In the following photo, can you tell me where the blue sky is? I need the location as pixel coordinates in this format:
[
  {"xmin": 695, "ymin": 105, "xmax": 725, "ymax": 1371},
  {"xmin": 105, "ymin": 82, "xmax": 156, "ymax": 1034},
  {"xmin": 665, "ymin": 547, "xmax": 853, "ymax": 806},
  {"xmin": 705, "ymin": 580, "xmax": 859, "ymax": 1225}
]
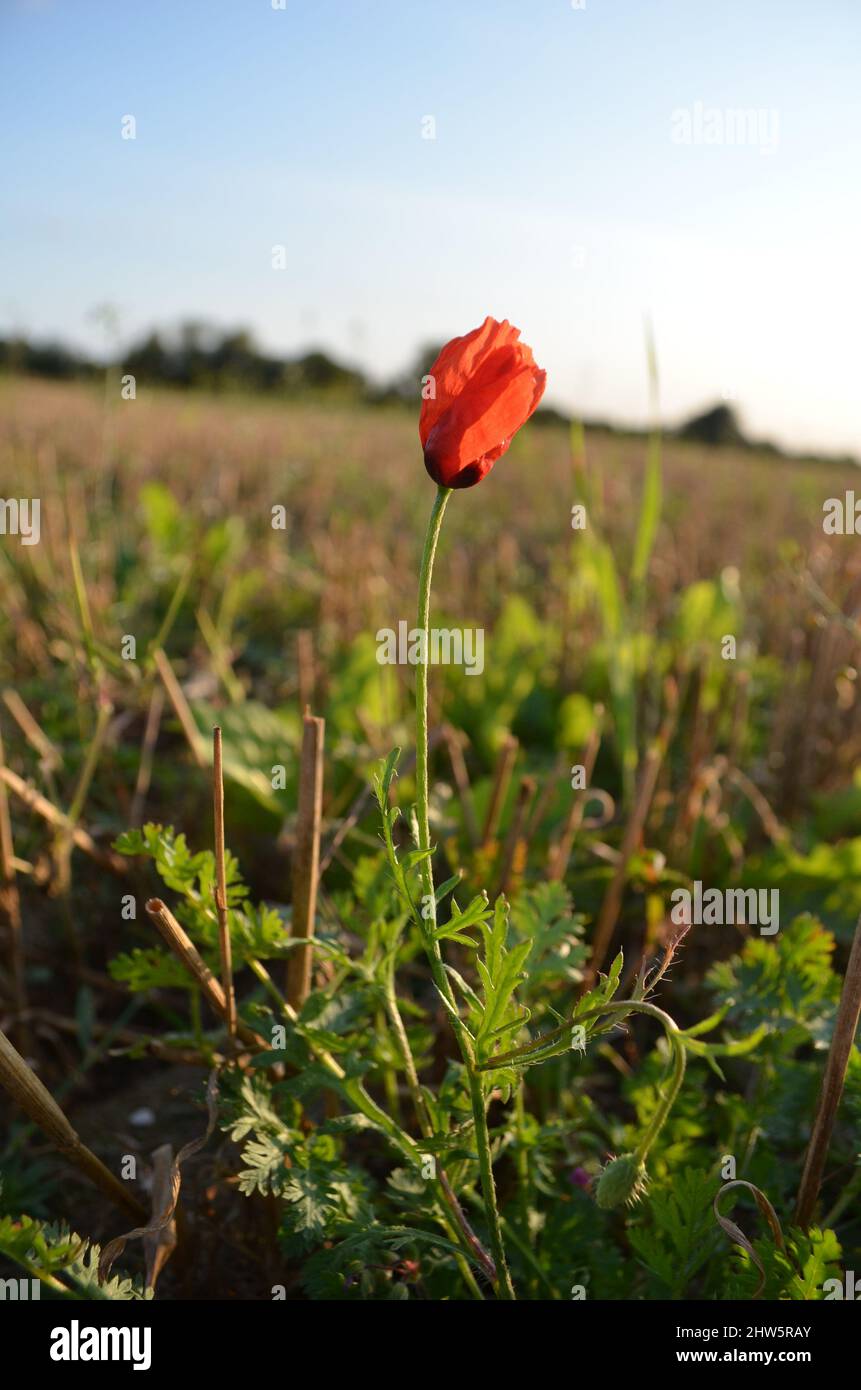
[{"xmin": 2, "ymin": 0, "xmax": 859, "ymax": 453}]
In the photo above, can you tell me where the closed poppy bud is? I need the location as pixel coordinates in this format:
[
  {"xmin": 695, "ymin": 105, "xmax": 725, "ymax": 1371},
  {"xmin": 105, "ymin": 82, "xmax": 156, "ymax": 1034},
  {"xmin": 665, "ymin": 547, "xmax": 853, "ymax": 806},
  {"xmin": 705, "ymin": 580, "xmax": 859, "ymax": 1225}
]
[
  {"xmin": 420, "ymin": 317, "xmax": 546, "ymax": 489},
  {"xmin": 594, "ymin": 1153, "xmax": 648, "ymax": 1210}
]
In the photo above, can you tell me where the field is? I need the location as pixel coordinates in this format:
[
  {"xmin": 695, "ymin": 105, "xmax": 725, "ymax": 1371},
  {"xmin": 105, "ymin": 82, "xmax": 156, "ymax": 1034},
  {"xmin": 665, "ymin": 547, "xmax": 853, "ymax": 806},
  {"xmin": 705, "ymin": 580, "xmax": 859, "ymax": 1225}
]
[{"xmin": 1, "ymin": 373, "xmax": 860, "ymax": 1302}]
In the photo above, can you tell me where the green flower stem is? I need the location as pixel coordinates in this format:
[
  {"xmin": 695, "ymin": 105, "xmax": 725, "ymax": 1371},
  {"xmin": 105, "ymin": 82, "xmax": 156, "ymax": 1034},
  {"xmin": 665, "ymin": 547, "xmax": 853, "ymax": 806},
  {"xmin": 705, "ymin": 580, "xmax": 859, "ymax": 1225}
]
[
  {"xmin": 414, "ymin": 485, "xmax": 516, "ymax": 1301},
  {"xmin": 478, "ymin": 997, "xmax": 661, "ymax": 1067},
  {"xmin": 414, "ymin": 484, "xmax": 452, "ymax": 948},
  {"xmin": 383, "ymin": 960, "xmax": 490, "ymax": 1297},
  {"xmin": 382, "ymin": 953, "xmax": 433, "ymax": 1133},
  {"xmin": 513, "ymin": 1079, "xmax": 531, "ymax": 1241},
  {"xmin": 479, "ymin": 997, "xmax": 686, "ymax": 1167},
  {"xmin": 248, "ymin": 955, "xmax": 486, "ymax": 1295},
  {"xmin": 622, "ymin": 1004, "xmax": 686, "ymax": 1166},
  {"xmin": 466, "ymin": 1068, "xmax": 517, "ymax": 1297}
]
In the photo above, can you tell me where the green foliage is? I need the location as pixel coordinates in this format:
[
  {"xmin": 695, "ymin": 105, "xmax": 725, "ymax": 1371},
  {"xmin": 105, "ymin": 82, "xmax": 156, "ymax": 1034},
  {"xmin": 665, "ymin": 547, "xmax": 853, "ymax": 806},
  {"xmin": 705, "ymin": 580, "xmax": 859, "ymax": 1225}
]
[
  {"xmin": 748, "ymin": 841, "xmax": 861, "ymax": 940},
  {"xmin": 628, "ymin": 1168, "xmax": 720, "ymax": 1295},
  {"xmin": 708, "ymin": 913, "xmax": 839, "ymax": 1036},
  {"xmin": 470, "ymin": 897, "xmax": 532, "ymax": 1055},
  {"xmin": 510, "ymin": 881, "xmax": 588, "ymax": 991},
  {"xmin": 109, "ymin": 946, "xmax": 194, "ymax": 994},
  {"xmin": 86, "ymin": 804, "xmax": 861, "ymax": 1301},
  {"xmin": 111, "ymin": 824, "xmax": 290, "ymax": 998},
  {"xmin": 115, "ymin": 823, "xmax": 247, "ymax": 907},
  {"xmin": 191, "ymin": 699, "xmax": 300, "ymax": 819},
  {"xmin": 7, "ymin": 377, "xmax": 861, "ymax": 1305},
  {"xmin": 0, "ymin": 1217, "xmax": 149, "ymax": 1300},
  {"xmin": 720, "ymin": 1222, "xmax": 843, "ymax": 1301}
]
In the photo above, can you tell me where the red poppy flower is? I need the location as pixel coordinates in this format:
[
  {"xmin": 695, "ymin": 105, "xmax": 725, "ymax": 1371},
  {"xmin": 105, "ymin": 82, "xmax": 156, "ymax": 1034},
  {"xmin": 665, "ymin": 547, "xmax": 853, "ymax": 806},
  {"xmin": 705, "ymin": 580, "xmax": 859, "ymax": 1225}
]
[{"xmin": 420, "ymin": 317, "xmax": 547, "ymax": 489}]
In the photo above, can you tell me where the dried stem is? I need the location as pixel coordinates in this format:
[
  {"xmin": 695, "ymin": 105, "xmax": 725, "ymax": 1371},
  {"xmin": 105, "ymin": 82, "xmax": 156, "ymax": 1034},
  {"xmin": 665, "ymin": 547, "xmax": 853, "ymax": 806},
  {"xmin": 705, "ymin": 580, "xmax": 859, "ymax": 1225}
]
[
  {"xmin": 581, "ymin": 709, "xmax": 671, "ymax": 992},
  {"xmin": 145, "ymin": 896, "xmax": 264, "ymax": 1049},
  {"xmin": 0, "ymin": 765, "xmax": 127, "ymax": 874},
  {"xmin": 153, "ymin": 647, "xmax": 206, "ymax": 767},
  {"xmin": 495, "ymin": 775, "xmax": 535, "ymax": 897},
  {"xmin": 548, "ymin": 711, "xmax": 604, "ymax": 882},
  {"xmin": 795, "ymin": 910, "xmax": 861, "ymax": 1229},
  {"xmin": 144, "ymin": 1143, "xmax": 178, "ymax": 1292},
  {"xmin": 287, "ymin": 710, "xmax": 325, "ymax": 1010},
  {"xmin": 212, "ymin": 727, "xmax": 236, "ymax": 1037},
  {"xmin": 0, "ymin": 727, "xmax": 29, "ymax": 1046},
  {"xmin": 297, "ymin": 629, "xmax": 315, "ymax": 712},
  {"xmin": 443, "ymin": 724, "xmax": 480, "ymax": 846},
  {"xmin": 1, "ymin": 689, "xmax": 63, "ymax": 773},
  {"xmin": 0, "ymin": 1025, "xmax": 146, "ymax": 1222},
  {"xmin": 482, "ymin": 734, "xmax": 519, "ymax": 849},
  {"xmin": 130, "ymin": 683, "xmax": 164, "ymax": 826}
]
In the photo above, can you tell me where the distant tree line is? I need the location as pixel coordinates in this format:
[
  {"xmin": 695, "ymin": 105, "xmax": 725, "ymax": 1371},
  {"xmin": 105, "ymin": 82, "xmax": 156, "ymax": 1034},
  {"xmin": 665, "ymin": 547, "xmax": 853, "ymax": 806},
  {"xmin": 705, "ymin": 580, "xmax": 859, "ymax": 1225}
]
[
  {"xmin": 0, "ymin": 322, "xmax": 576, "ymax": 423},
  {"xmin": 0, "ymin": 324, "xmax": 854, "ymax": 464},
  {"xmin": 0, "ymin": 323, "xmax": 371, "ymax": 400}
]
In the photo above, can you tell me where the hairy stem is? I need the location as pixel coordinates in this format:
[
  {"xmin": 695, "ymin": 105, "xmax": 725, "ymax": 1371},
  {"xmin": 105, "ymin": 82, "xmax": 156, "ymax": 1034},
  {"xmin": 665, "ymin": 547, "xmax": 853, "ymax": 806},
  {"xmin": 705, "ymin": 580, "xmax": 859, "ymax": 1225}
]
[
  {"xmin": 383, "ymin": 958, "xmax": 490, "ymax": 1295},
  {"xmin": 249, "ymin": 954, "xmax": 485, "ymax": 1293},
  {"xmin": 414, "ymin": 485, "xmax": 516, "ymax": 1300},
  {"xmin": 415, "ymin": 485, "xmax": 452, "ymax": 940},
  {"xmin": 478, "ymin": 998, "xmax": 686, "ymax": 1165}
]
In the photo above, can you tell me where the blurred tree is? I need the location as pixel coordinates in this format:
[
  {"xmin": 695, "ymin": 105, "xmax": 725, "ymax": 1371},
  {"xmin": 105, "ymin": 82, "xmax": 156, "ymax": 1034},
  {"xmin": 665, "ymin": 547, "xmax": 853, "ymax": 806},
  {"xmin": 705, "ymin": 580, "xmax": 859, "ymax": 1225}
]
[{"xmin": 678, "ymin": 402, "xmax": 746, "ymax": 448}]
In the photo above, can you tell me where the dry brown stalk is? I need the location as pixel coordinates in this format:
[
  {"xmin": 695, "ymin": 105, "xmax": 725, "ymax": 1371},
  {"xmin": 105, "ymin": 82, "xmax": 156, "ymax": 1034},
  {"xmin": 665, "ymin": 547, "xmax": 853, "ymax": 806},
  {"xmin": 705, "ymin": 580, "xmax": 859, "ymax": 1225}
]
[
  {"xmin": 55, "ymin": 692, "xmax": 113, "ymax": 893},
  {"xmin": 212, "ymin": 727, "xmax": 237, "ymax": 1037},
  {"xmin": 496, "ymin": 775, "xmax": 536, "ymax": 897},
  {"xmin": 143, "ymin": 1143, "xmax": 178, "ymax": 1292},
  {"xmin": 548, "ymin": 711, "xmax": 604, "ymax": 882},
  {"xmin": 287, "ymin": 710, "xmax": 325, "ymax": 1010},
  {"xmin": 145, "ymin": 897, "xmax": 265, "ymax": 1050},
  {"xmin": 0, "ymin": 765, "xmax": 128, "ymax": 874},
  {"xmin": 443, "ymin": 724, "xmax": 480, "ymax": 846},
  {"xmin": 1, "ymin": 688, "xmax": 63, "ymax": 772},
  {"xmin": 0, "ymin": 727, "xmax": 29, "ymax": 1045},
  {"xmin": 152, "ymin": 647, "xmax": 206, "ymax": 767},
  {"xmin": 130, "ymin": 683, "xmax": 165, "ymax": 826},
  {"xmin": 0, "ymin": 1025, "xmax": 147, "ymax": 1222},
  {"xmin": 795, "ymin": 911, "xmax": 861, "ymax": 1229},
  {"xmin": 581, "ymin": 710, "xmax": 672, "ymax": 992},
  {"xmin": 524, "ymin": 752, "xmax": 567, "ymax": 842},
  {"xmin": 727, "ymin": 767, "xmax": 788, "ymax": 846},
  {"xmin": 481, "ymin": 734, "xmax": 519, "ymax": 849},
  {"xmin": 297, "ymin": 629, "xmax": 315, "ymax": 712}
]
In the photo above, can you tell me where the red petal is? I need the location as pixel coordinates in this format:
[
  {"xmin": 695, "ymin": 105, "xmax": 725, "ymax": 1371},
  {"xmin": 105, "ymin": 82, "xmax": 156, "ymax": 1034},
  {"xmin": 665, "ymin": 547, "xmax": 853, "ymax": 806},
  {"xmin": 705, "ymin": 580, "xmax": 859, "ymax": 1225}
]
[
  {"xmin": 424, "ymin": 352, "xmax": 546, "ymax": 488},
  {"xmin": 419, "ymin": 317, "xmax": 522, "ymax": 447}
]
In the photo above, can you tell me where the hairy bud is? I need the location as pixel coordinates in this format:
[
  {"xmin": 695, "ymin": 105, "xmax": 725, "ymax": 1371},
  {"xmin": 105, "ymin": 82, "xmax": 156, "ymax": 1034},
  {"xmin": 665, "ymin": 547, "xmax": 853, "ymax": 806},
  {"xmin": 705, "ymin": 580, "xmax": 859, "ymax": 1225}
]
[{"xmin": 595, "ymin": 1153, "xmax": 648, "ymax": 1210}]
